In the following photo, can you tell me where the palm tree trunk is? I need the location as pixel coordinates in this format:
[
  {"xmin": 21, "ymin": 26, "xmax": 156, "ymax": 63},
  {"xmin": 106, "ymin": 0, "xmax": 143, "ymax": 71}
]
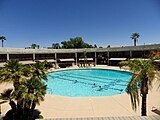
[
  {"xmin": 9, "ymin": 100, "xmax": 18, "ymax": 119},
  {"xmin": 29, "ymin": 101, "xmax": 36, "ymax": 120},
  {"xmin": 2, "ymin": 40, "xmax": 4, "ymax": 48},
  {"xmin": 134, "ymin": 39, "xmax": 136, "ymax": 46},
  {"xmin": 141, "ymin": 94, "xmax": 147, "ymax": 116},
  {"xmin": 31, "ymin": 101, "xmax": 36, "ymax": 114},
  {"xmin": 17, "ymin": 100, "xmax": 23, "ymax": 120},
  {"xmin": 141, "ymin": 76, "xmax": 148, "ymax": 116},
  {"xmin": 13, "ymin": 76, "xmax": 20, "ymax": 90},
  {"xmin": 9, "ymin": 100, "xmax": 17, "ymax": 111},
  {"xmin": 14, "ymin": 80, "xmax": 20, "ymax": 90}
]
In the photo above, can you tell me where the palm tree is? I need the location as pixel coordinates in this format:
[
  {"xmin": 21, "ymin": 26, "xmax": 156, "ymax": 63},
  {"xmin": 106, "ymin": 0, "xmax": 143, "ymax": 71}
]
[
  {"xmin": 120, "ymin": 58, "xmax": 160, "ymax": 116},
  {"xmin": 15, "ymin": 78, "xmax": 46, "ymax": 119},
  {"xmin": 0, "ymin": 60, "xmax": 24, "ymax": 90},
  {"xmin": 131, "ymin": 33, "xmax": 140, "ymax": 46},
  {"xmin": 31, "ymin": 43, "xmax": 38, "ymax": 49},
  {"xmin": 0, "ymin": 79, "xmax": 46, "ymax": 119},
  {"xmin": 0, "ymin": 88, "xmax": 19, "ymax": 119},
  {"xmin": 0, "ymin": 60, "xmax": 48, "ymax": 119},
  {"xmin": 30, "ymin": 61, "xmax": 48, "ymax": 81},
  {"xmin": 0, "ymin": 36, "xmax": 6, "ymax": 48}
]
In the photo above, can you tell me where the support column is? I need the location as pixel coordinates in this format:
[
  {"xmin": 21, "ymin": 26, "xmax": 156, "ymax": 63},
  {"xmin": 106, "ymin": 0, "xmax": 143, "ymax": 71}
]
[
  {"xmin": 55, "ymin": 53, "xmax": 58, "ymax": 68},
  {"xmin": 55, "ymin": 53, "xmax": 57, "ymax": 60},
  {"xmin": 33, "ymin": 53, "xmax": 35, "ymax": 61},
  {"xmin": 94, "ymin": 52, "xmax": 97, "ymax": 66},
  {"xmin": 7, "ymin": 53, "xmax": 9, "ymax": 61},
  {"xmin": 130, "ymin": 51, "xmax": 132, "ymax": 59},
  {"xmin": 107, "ymin": 52, "xmax": 109, "ymax": 65},
  {"xmin": 75, "ymin": 52, "xmax": 77, "ymax": 65}
]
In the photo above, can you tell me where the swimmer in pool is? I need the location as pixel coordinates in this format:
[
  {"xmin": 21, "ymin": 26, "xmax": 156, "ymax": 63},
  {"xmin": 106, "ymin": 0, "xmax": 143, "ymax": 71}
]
[
  {"xmin": 92, "ymin": 83, "xmax": 97, "ymax": 88},
  {"xmin": 73, "ymin": 80, "xmax": 78, "ymax": 83},
  {"xmin": 97, "ymin": 86, "xmax": 103, "ymax": 91}
]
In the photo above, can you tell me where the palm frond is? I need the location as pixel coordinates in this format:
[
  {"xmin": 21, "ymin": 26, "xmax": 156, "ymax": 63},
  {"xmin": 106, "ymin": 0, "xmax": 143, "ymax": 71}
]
[
  {"xmin": 149, "ymin": 51, "xmax": 160, "ymax": 60},
  {"xmin": 14, "ymin": 78, "xmax": 46, "ymax": 108},
  {"xmin": 131, "ymin": 33, "xmax": 140, "ymax": 39},
  {"xmin": 31, "ymin": 61, "xmax": 48, "ymax": 81},
  {"xmin": 128, "ymin": 59, "xmax": 142, "ymax": 73},
  {"xmin": 0, "ymin": 88, "xmax": 14, "ymax": 100},
  {"xmin": 119, "ymin": 61, "xmax": 129, "ymax": 69},
  {"xmin": 126, "ymin": 74, "xmax": 140, "ymax": 111},
  {"xmin": 122, "ymin": 57, "xmax": 160, "ymax": 114}
]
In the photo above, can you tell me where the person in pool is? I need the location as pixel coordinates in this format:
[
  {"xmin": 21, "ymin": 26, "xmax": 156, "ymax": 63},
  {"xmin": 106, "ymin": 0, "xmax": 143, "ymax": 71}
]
[
  {"xmin": 97, "ymin": 86, "xmax": 103, "ymax": 91},
  {"xmin": 73, "ymin": 80, "xmax": 78, "ymax": 83},
  {"xmin": 92, "ymin": 83, "xmax": 97, "ymax": 87}
]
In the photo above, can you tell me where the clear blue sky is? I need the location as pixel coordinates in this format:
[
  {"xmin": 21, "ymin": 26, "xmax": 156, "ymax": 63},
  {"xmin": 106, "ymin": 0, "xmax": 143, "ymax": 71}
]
[{"xmin": 0, "ymin": 0, "xmax": 160, "ymax": 48}]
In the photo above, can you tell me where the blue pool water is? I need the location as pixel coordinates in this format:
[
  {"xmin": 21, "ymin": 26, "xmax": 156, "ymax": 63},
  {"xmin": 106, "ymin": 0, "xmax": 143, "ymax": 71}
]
[{"xmin": 47, "ymin": 69, "xmax": 132, "ymax": 97}]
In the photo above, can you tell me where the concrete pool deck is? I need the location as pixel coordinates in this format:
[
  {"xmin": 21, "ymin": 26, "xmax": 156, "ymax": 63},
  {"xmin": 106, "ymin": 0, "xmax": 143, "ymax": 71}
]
[{"xmin": 0, "ymin": 65, "xmax": 160, "ymax": 118}]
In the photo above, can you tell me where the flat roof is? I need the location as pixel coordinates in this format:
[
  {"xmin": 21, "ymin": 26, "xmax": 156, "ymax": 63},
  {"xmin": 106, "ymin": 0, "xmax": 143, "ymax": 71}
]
[{"xmin": 0, "ymin": 44, "xmax": 160, "ymax": 54}]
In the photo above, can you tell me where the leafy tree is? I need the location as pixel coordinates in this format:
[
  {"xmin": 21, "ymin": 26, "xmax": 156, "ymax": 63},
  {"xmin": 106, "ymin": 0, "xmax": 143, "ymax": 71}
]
[
  {"xmin": 52, "ymin": 43, "xmax": 61, "ymax": 49},
  {"xmin": 94, "ymin": 44, "xmax": 97, "ymax": 48},
  {"xmin": 119, "ymin": 57, "xmax": 160, "ymax": 116},
  {"xmin": 61, "ymin": 37, "xmax": 94, "ymax": 48},
  {"xmin": 107, "ymin": 45, "xmax": 110, "ymax": 48},
  {"xmin": 0, "ymin": 36, "xmax": 6, "ymax": 48},
  {"xmin": 31, "ymin": 44, "xmax": 39, "ymax": 49},
  {"xmin": 61, "ymin": 41, "xmax": 68, "ymax": 49},
  {"xmin": 131, "ymin": 33, "xmax": 140, "ymax": 46}
]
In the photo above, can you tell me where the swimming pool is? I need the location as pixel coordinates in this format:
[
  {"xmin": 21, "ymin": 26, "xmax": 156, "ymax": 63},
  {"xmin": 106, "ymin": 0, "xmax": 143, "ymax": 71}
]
[{"xmin": 47, "ymin": 69, "xmax": 132, "ymax": 97}]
